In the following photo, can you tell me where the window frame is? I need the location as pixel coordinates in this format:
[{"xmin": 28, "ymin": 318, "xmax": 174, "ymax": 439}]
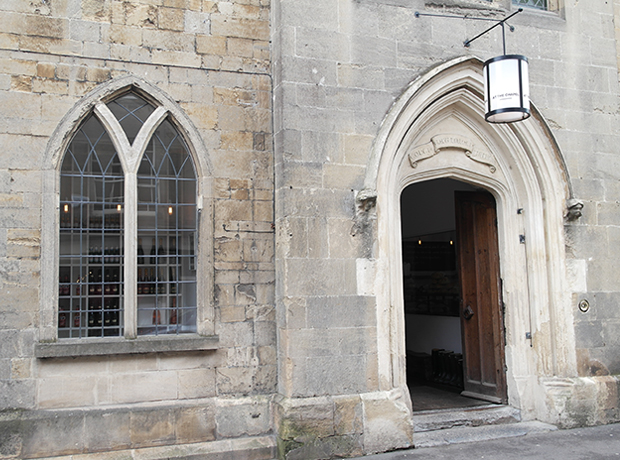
[{"xmin": 39, "ymin": 78, "xmax": 215, "ymax": 354}]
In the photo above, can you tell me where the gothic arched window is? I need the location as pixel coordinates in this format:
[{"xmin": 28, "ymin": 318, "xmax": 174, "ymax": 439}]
[{"xmin": 58, "ymin": 91, "xmax": 198, "ymax": 339}]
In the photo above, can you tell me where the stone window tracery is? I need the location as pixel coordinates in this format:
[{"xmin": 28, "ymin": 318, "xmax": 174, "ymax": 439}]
[{"xmin": 57, "ymin": 91, "xmax": 198, "ymax": 339}]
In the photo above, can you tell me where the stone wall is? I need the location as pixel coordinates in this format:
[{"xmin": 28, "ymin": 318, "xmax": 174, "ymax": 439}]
[
  {"xmin": 0, "ymin": 0, "xmax": 275, "ymax": 458},
  {"xmin": 272, "ymin": 0, "xmax": 620, "ymax": 457}
]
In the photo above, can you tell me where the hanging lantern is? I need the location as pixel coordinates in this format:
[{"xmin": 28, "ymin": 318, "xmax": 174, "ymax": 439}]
[{"xmin": 483, "ymin": 54, "xmax": 530, "ymax": 123}]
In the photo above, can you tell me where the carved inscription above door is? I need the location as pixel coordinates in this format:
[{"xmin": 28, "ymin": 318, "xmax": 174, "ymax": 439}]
[{"xmin": 407, "ymin": 134, "xmax": 497, "ymax": 173}]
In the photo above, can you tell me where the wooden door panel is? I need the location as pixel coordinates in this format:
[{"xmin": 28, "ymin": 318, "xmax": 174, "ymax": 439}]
[{"xmin": 455, "ymin": 191, "xmax": 507, "ymax": 404}]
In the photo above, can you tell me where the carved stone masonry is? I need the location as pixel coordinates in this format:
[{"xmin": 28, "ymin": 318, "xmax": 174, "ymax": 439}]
[{"xmin": 408, "ymin": 134, "xmax": 497, "ymax": 173}]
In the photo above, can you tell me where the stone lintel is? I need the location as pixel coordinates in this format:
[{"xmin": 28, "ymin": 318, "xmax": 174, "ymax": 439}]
[{"xmin": 34, "ymin": 334, "xmax": 219, "ymax": 358}]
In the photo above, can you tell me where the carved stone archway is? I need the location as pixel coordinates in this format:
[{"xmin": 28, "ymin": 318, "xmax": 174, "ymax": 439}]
[{"xmin": 360, "ymin": 56, "xmax": 578, "ymax": 423}]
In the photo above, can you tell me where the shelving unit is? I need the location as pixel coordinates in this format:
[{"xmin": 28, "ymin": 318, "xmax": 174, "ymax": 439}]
[
  {"xmin": 136, "ymin": 234, "xmax": 189, "ymax": 336},
  {"xmin": 58, "ymin": 208, "xmax": 124, "ymax": 338}
]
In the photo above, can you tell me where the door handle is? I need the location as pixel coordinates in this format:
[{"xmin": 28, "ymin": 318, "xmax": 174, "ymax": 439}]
[{"xmin": 463, "ymin": 305, "xmax": 474, "ymax": 320}]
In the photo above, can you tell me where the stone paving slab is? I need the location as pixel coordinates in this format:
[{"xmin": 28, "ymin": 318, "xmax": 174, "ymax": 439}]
[{"xmin": 352, "ymin": 423, "xmax": 620, "ymax": 459}]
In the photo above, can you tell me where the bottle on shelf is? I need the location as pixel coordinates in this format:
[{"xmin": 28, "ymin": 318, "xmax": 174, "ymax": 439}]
[
  {"xmin": 138, "ymin": 238, "xmax": 144, "ymax": 264},
  {"xmin": 169, "ymin": 267, "xmax": 177, "ymax": 294},
  {"xmin": 152, "ymin": 308, "xmax": 161, "ymax": 325},
  {"xmin": 169, "ymin": 297, "xmax": 177, "ymax": 325},
  {"xmin": 137, "ymin": 268, "xmax": 143, "ymax": 295},
  {"xmin": 170, "ymin": 237, "xmax": 176, "ymax": 262},
  {"xmin": 158, "ymin": 237, "xmax": 165, "ymax": 264},
  {"xmin": 59, "ymin": 309, "xmax": 67, "ymax": 328},
  {"xmin": 150, "ymin": 238, "xmax": 156, "ymax": 264}
]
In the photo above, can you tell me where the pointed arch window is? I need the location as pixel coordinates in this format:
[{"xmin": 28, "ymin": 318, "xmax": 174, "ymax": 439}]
[{"xmin": 58, "ymin": 91, "xmax": 198, "ymax": 339}]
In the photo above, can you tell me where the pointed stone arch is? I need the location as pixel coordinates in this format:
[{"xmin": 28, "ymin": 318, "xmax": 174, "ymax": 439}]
[{"xmin": 360, "ymin": 56, "xmax": 578, "ymax": 421}]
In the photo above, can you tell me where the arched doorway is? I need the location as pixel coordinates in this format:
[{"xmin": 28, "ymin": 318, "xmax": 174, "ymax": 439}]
[
  {"xmin": 402, "ymin": 179, "xmax": 507, "ymax": 410},
  {"xmin": 359, "ymin": 56, "xmax": 577, "ymax": 424}
]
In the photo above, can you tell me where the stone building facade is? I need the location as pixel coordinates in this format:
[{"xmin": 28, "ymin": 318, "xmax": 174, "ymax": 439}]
[{"xmin": 2, "ymin": 0, "xmax": 620, "ymax": 459}]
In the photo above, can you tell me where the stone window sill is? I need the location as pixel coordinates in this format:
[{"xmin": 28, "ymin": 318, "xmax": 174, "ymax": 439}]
[{"xmin": 35, "ymin": 335, "xmax": 219, "ymax": 358}]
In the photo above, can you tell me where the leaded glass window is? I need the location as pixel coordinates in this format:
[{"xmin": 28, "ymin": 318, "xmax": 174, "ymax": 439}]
[
  {"xmin": 136, "ymin": 119, "xmax": 197, "ymax": 335},
  {"xmin": 59, "ymin": 115, "xmax": 124, "ymax": 338},
  {"xmin": 58, "ymin": 91, "xmax": 198, "ymax": 338},
  {"xmin": 512, "ymin": 0, "xmax": 547, "ymax": 10}
]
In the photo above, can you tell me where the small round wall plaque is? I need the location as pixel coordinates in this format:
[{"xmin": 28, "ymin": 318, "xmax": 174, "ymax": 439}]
[{"xmin": 578, "ymin": 299, "xmax": 590, "ymax": 313}]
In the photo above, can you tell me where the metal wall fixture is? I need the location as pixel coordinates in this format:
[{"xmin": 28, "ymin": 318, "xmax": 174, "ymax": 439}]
[{"xmin": 415, "ymin": 8, "xmax": 530, "ymax": 124}]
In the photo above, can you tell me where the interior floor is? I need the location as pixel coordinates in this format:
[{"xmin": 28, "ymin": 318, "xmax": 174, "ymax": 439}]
[{"xmin": 409, "ymin": 382, "xmax": 493, "ymax": 412}]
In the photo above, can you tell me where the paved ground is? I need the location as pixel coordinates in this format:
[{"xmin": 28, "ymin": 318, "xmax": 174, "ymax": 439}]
[{"xmin": 354, "ymin": 423, "xmax": 620, "ymax": 459}]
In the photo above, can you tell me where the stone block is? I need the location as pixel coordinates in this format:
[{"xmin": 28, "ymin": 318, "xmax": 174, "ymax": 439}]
[
  {"xmin": 143, "ymin": 28, "xmax": 194, "ymax": 52},
  {"xmin": 254, "ymin": 200, "xmax": 273, "ymax": 222},
  {"xmin": 211, "ymin": 15, "xmax": 269, "ymax": 41},
  {"xmin": 215, "ymin": 396, "xmax": 271, "ymax": 438},
  {"xmin": 257, "ymin": 345, "xmax": 276, "ymax": 365},
  {"xmin": 152, "ymin": 49, "xmax": 201, "ymax": 67},
  {"xmin": 181, "ymin": 102, "xmax": 218, "ymax": 130},
  {"xmin": 216, "ymin": 199, "xmax": 253, "ymax": 223},
  {"xmin": 175, "ymin": 404, "xmax": 217, "ymax": 444},
  {"xmin": 158, "ymin": 7, "xmax": 184, "ymax": 31},
  {"xmin": 221, "ymin": 130, "xmax": 254, "ymax": 150},
  {"xmin": 334, "ymin": 394, "xmax": 363, "ymax": 435},
  {"xmin": 83, "ymin": 0, "xmax": 113, "ymax": 22},
  {"xmin": 243, "ymin": 239, "xmax": 274, "ymax": 263},
  {"xmin": 24, "ymin": 15, "xmax": 66, "ymax": 39},
  {"xmin": 215, "ymin": 105, "xmax": 245, "ymax": 132},
  {"xmin": 254, "ymin": 320, "xmax": 276, "ymax": 347},
  {"xmin": 215, "ymin": 237, "xmax": 243, "ymax": 262},
  {"xmin": 361, "ymin": 390, "xmax": 413, "ymax": 454},
  {"xmin": 575, "ymin": 320, "xmax": 604, "ymax": 350},
  {"xmin": 281, "ymin": 56, "xmax": 338, "ymax": 87},
  {"xmin": 20, "ymin": 409, "xmax": 85, "ymax": 458},
  {"xmin": 185, "ymin": 10, "xmax": 211, "ymax": 34},
  {"xmin": 0, "ymin": 379, "xmax": 35, "ymax": 410},
  {"xmin": 130, "ymin": 407, "xmax": 175, "ymax": 448},
  {"xmin": 306, "ymin": 296, "xmax": 375, "ymax": 329},
  {"xmin": 277, "ymin": 395, "xmax": 335, "ymax": 440},
  {"xmin": 284, "ymin": 259, "xmax": 353, "ymax": 296},
  {"xmin": 108, "ymin": 371, "xmax": 178, "ymax": 405},
  {"xmin": 83, "ymin": 409, "xmax": 131, "ymax": 452},
  {"xmin": 216, "ymin": 366, "xmax": 255, "ymax": 395},
  {"xmin": 6, "ymin": 229, "xmax": 40, "ymax": 258},
  {"xmin": 69, "ymin": 19, "xmax": 102, "ymax": 42},
  {"xmin": 218, "ymin": 321, "xmax": 254, "ymax": 348},
  {"xmin": 235, "ymin": 283, "xmax": 257, "ymax": 305},
  {"xmin": 38, "ymin": 375, "xmax": 99, "ymax": 408},
  {"xmin": 10, "ymin": 74, "xmax": 32, "ymax": 92},
  {"xmin": 337, "ymin": 63, "xmax": 384, "ymax": 90},
  {"xmin": 305, "ymin": 355, "xmax": 368, "ymax": 396},
  {"xmin": 178, "ymin": 368, "xmax": 217, "ymax": 399},
  {"xmin": 286, "ymin": 327, "xmax": 371, "ymax": 359},
  {"xmin": 221, "ymin": 305, "xmax": 246, "ymax": 322}
]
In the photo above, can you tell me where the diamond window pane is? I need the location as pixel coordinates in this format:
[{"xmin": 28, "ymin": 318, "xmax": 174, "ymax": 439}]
[
  {"xmin": 59, "ymin": 115, "xmax": 124, "ymax": 339},
  {"xmin": 106, "ymin": 93, "xmax": 155, "ymax": 144},
  {"xmin": 137, "ymin": 116, "xmax": 197, "ymax": 336}
]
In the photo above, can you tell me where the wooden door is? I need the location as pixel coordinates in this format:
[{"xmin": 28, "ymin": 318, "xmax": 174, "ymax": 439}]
[{"xmin": 455, "ymin": 191, "xmax": 507, "ymax": 404}]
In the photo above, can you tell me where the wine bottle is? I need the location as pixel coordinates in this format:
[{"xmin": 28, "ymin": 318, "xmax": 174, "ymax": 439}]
[
  {"xmin": 158, "ymin": 237, "xmax": 165, "ymax": 264},
  {"xmin": 169, "ymin": 297, "xmax": 177, "ymax": 325},
  {"xmin": 169, "ymin": 267, "xmax": 176, "ymax": 294},
  {"xmin": 150, "ymin": 238, "xmax": 156, "ymax": 264},
  {"xmin": 138, "ymin": 238, "xmax": 144, "ymax": 264},
  {"xmin": 137, "ymin": 268, "xmax": 143, "ymax": 295}
]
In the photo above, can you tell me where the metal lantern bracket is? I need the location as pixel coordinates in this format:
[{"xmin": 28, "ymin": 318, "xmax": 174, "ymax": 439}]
[{"xmin": 414, "ymin": 8, "xmax": 524, "ymax": 54}]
